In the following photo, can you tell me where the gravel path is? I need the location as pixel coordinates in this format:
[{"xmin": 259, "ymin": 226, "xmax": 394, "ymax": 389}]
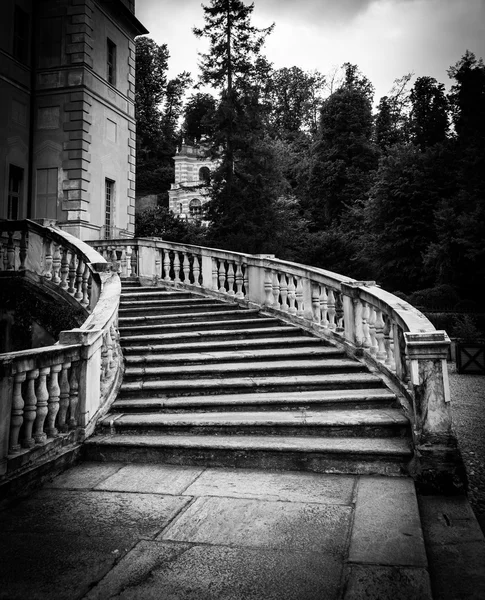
[{"xmin": 449, "ymin": 362, "xmax": 485, "ymax": 532}]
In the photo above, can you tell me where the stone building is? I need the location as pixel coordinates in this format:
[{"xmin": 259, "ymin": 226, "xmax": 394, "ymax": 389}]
[
  {"xmin": 168, "ymin": 141, "xmax": 215, "ymax": 221},
  {"xmin": 0, "ymin": 0, "xmax": 147, "ymax": 240}
]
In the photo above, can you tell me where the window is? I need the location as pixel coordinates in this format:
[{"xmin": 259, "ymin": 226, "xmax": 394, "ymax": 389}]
[
  {"xmin": 107, "ymin": 38, "xmax": 116, "ymax": 85},
  {"xmin": 105, "ymin": 179, "xmax": 115, "ymax": 238},
  {"xmin": 39, "ymin": 17, "xmax": 62, "ymax": 68},
  {"xmin": 199, "ymin": 167, "xmax": 210, "ymax": 184},
  {"xmin": 13, "ymin": 5, "xmax": 30, "ymax": 64},
  {"xmin": 8, "ymin": 165, "xmax": 24, "ymax": 219},
  {"xmin": 189, "ymin": 198, "xmax": 202, "ymax": 218},
  {"xmin": 179, "ymin": 203, "xmax": 183, "ymax": 214},
  {"xmin": 36, "ymin": 168, "xmax": 58, "ymax": 219}
]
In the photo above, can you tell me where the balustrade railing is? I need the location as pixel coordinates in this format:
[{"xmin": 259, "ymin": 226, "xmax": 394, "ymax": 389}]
[
  {"xmin": 0, "ymin": 221, "xmax": 122, "ymax": 480},
  {"xmin": 91, "ymin": 237, "xmax": 456, "ymax": 483}
]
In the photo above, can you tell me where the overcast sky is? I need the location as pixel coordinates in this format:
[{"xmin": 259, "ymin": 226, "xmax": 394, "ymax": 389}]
[{"xmin": 135, "ymin": 0, "xmax": 485, "ymax": 102}]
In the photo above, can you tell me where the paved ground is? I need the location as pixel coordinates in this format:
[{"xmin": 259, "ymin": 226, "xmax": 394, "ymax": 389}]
[{"xmin": 0, "ymin": 462, "xmax": 435, "ymax": 600}]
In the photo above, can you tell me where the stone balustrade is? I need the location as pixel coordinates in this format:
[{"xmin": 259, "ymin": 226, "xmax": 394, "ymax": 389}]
[
  {"xmin": 0, "ymin": 221, "xmax": 122, "ymax": 480},
  {"xmin": 91, "ymin": 237, "xmax": 460, "ymax": 486}
]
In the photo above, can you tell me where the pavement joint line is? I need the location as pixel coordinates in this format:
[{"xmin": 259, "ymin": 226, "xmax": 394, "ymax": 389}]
[{"xmin": 156, "ymin": 495, "xmax": 197, "ymax": 538}]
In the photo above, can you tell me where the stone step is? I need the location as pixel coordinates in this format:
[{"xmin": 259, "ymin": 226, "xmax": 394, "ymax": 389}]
[
  {"xmin": 118, "ymin": 317, "xmax": 285, "ymax": 336},
  {"xmin": 120, "ymin": 326, "xmax": 306, "ymax": 347},
  {"xmin": 124, "ymin": 346, "xmax": 345, "ymax": 366},
  {"xmin": 119, "ymin": 303, "xmax": 243, "ymax": 319},
  {"xmin": 119, "ymin": 372, "xmax": 384, "ymax": 398},
  {"xmin": 82, "ymin": 433, "xmax": 413, "ymax": 476},
  {"xmin": 121, "ymin": 335, "xmax": 327, "ymax": 355},
  {"xmin": 123, "ymin": 358, "xmax": 365, "ymax": 382},
  {"xmin": 99, "ymin": 408, "xmax": 409, "ymax": 438},
  {"xmin": 118, "ymin": 309, "xmax": 260, "ymax": 328},
  {"xmin": 121, "ymin": 290, "xmax": 194, "ymax": 300},
  {"xmin": 119, "ymin": 300, "xmax": 229, "ymax": 314},
  {"xmin": 112, "ymin": 388, "xmax": 398, "ymax": 413}
]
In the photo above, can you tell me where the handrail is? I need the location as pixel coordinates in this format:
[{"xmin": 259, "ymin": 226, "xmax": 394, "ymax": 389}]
[
  {"xmin": 0, "ymin": 221, "xmax": 122, "ymax": 481},
  {"xmin": 91, "ymin": 237, "xmax": 459, "ymax": 488}
]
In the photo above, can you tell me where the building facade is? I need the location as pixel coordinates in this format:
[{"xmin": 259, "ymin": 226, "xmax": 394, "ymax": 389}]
[
  {"xmin": 168, "ymin": 142, "xmax": 215, "ymax": 221},
  {"xmin": 0, "ymin": 0, "xmax": 147, "ymax": 241}
]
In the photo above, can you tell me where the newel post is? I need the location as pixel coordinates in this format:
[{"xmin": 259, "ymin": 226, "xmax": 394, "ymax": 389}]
[
  {"xmin": 137, "ymin": 242, "xmax": 157, "ymax": 284},
  {"xmin": 0, "ymin": 363, "xmax": 14, "ymax": 476},
  {"xmin": 58, "ymin": 329, "xmax": 104, "ymax": 433},
  {"xmin": 405, "ymin": 331, "xmax": 467, "ymax": 493},
  {"xmin": 246, "ymin": 255, "xmax": 274, "ymax": 307}
]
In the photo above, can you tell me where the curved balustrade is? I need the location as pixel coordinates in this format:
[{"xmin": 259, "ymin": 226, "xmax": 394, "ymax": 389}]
[
  {"xmin": 0, "ymin": 221, "xmax": 122, "ymax": 480},
  {"xmin": 92, "ymin": 237, "xmax": 456, "ymax": 481}
]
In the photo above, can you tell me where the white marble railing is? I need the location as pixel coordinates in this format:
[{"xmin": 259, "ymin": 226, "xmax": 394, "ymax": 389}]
[
  {"xmin": 0, "ymin": 220, "xmax": 122, "ymax": 479},
  {"xmin": 91, "ymin": 237, "xmax": 455, "ymax": 472}
]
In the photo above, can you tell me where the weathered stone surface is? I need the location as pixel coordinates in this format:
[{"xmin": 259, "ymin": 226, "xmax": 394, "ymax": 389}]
[
  {"xmin": 160, "ymin": 496, "xmax": 351, "ymax": 554},
  {"xmin": 418, "ymin": 494, "xmax": 485, "ymax": 545},
  {"xmin": 85, "ymin": 540, "xmax": 341, "ymax": 600},
  {"xmin": 344, "ymin": 565, "xmax": 432, "ymax": 600},
  {"xmin": 183, "ymin": 468, "xmax": 356, "ymax": 504},
  {"xmin": 44, "ymin": 461, "xmax": 123, "ymax": 489},
  {"xmin": 349, "ymin": 476, "xmax": 427, "ymax": 566},
  {"xmin": 0, "ymin": 489, "xmax": 189, "ymax": 539},
  {"xmin": 0, "ymin": 532, "xmax": 130, "ymax": 600},
  {"xmin": 95, "ymin": 463, "xmax": 203, "ymax": 495}
]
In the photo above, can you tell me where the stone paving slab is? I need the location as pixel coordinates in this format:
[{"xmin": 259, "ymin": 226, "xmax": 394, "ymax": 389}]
[
  {"xmin": 44, "ymin": 461, "xmax": 124, "ymax": 489},
  {"xmin": 160, "ymin": 495, "xmax": 352, "ymax": 554},
  {"xmin": 94, "ymin": 463, "xmax": 204, "ymax": 495},
  {"xmin": 349, "ymin": 476, "xmax": 427, "ymax": 567},
  {"xmin": 182, "ymin": 467, "xmax": 356, "ymax": 504},
  {"xmin": 343, "ymin": 565, "xmax": 432, "ymax": 600},
  {"xmin": 0, "ymin": 488, "xmax": 189, "ymax": 539},
  {"xmin": 84, "ymin": 540, "xmax": 341, "ymax": 600},
  {"xmin": 0, "ymin": 532, "xmax": 130, "ymax": 600}
]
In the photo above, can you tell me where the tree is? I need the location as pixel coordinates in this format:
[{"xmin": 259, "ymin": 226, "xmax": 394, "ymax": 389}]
[
  {"xmin": 410, "ymin": 76, "xmax": 449, "ymax": 149},
  {"xmin": 135, "ymin": 206, "xmax": 207, "ymax": 245},
  {"xmin": 160, "ymin": 71, "xmax": 192, "ymax": 146},
  {"xmin": 182, "ymin": 93, "xmax": 217, "ymax": 143},
  {"xmin": 374, "ymin": 74, "xmax": 413, "ymax": 151},
  {"xmin": 308, "ymin": 75, "xmax": 378, "ymax": 227}
]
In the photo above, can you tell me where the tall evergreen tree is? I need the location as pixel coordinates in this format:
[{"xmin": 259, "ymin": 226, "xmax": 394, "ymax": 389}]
[{"xmin": 410, "ymin": 76, "xmax": 449, "ymax": 149}]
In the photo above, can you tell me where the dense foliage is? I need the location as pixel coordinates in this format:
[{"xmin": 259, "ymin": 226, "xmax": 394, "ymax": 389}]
[{"xmin": 134, "ymin": 3, "xmax": 485, "ymax": 308}]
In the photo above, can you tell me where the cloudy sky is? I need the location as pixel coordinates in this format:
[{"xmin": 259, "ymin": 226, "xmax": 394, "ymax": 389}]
[{"xmin": 135, "ymin": 0, "xmax": 485, "ymax": 101}]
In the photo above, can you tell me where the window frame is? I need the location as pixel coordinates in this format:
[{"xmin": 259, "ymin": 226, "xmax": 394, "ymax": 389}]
[{"xmin": 106, "ymin": 38, "xmax": 117, "ymax": 86}]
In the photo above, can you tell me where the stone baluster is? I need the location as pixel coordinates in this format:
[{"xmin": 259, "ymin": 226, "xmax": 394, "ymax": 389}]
[
  {"xmin": 19, "ymin": 230, "xmax": 28, "ymax": 270},
  {"xmin": 173, "ymin": 252, "xmax": 181, "ymax": 282},
  {"xmin": 272, "ymin": 272, "xmax": 280, "ymax": 309},
  {"xmin": 43, "ymin": 238, "xmax": 53, "ymax": 280},
  {"xmin": 163, "ymin": 250, "xmax": 171, "ymax": 282},
  {"xmin": 276, "ymin": 274, "xmax": 286, "ymax": 312},
  {"xmin": 296, "ymin": 277, "xmax": 304, "ymax": 317},
  {"xmin": 320, "ymin": 287, "xmax": 329, "ymax": 329},
  {"xmin": 327, "ymin": 289, "xmax": 336, "ymax": 330},
  {"xmin": 126, "ymin": 246, "xmax": 133, "ymax": 277},
  {"xmin": 193, "ymin": 255, "xmax": 201, "ymax": 287},
  {"xmin": 335, "ymin": 293, "xmax": 344, "ymax": 329},
  {"xmin": 68, "ymin": 252, "xmax": 77, "ymax": 295},
  {"xmin": 107, "ymin": 327, "xmax": 115, "ymax": 369},
  {"xmin": 235, "ymin": 263, "xmax": 244, "ymax": 299},
  {"xmin": 227, "ymin": 262, "xmax": 235, "ymax": 297},
  {"xmin": 46, "ymin": 364, "xmax": 62, "ymax": 437},
  {"xmin": 110, "ymin": 247, "xmax": 118, "ymax": 270},
  {"xmin": 6, "ymin": 232, "xmax": 15, "ymax": 270},
  {"xmin": 287, "ymin": 276, "xmax": 296, "ymax": 315},
  {"xmin": 182, "ymin": 252, "xmax": 190, "ymax": 283},
  {"xmin": 120, "ymin": 247, "xmax": 128, "ymax": 277},
  {"xmin": 22, "ymin": 368, "xmax": 39, "ymax": 448},
  {"xmin": 9, "ymin": 371, "xmax": 27, "ymax": 454},
  {"xmin": 154, "ymin": 249, "xmax": 162, "ymax": 281},
  {"xmin": 74, "ymin": 258, "xmax": 84, "ymax": 301},
  {"xmin": 68, "ymin": 363, "xmax": 79, "ymax": 428},
  {"xmin": 57, "ymin": 362, "xmax": 71, "ymax": 433},
  {"xmin": 368, "ymin": 306, "xmax": 377, "ymax": 355},
  {"xmin": 312, "ymin": 283, "xmax": 321, "ymax": 324},
  {"xmin": 212, "ymin": 259, "xmax": 219, "ymax": 290},
  {"xmin": 34, "ymin": 367, "xmax": 50, "ymax": 444},
  {"xmin": 218, "ymin": 261, "xmax": 226, "ymax": 293},
  {"xmin": 110, "ymin": 324, "xmax": 119, "ymax": 362},
  {"xmin": 101, "ymin": 333, "xmax": 109, "ymax": 378},
  {"xmin": 264, "ymin": 269, "xmax": 274, "ymax": 306},
  {"xmin": 243, "ymin": 264, "xmax": 249, "ymax": 299},
  {"xmin": 131, "ymin": 246, "xmax": 138, "ymax": 275},
  {"xmin": 375, "ymin": 309, "xmax": 387, "ymax": 361},
  {"xmin": 81, "ymin": 263, "xmax": 90, "ymax": 307},
  {"xmin": 52, "ymin": 243, "xmax": 61, "ymax": 285},
  {"xmin": 0, "ymin": 235, "xmax": 4, "ymax": 271},
  {"xmin": 383, "ymin": 318, "xmax": 396, "ymax": 371},
  {"xmin": 60, "ymin": 247, "xmax": 70, "ymax": 290}
]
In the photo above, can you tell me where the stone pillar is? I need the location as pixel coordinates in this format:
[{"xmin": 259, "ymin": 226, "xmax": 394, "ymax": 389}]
[
  {"xmin": 405, "ymin": 331, "xmax": 467, "ymax": 493},
  {"xmin": 246, "ymin": 256, "xmax": 274, "ymax": 307},
  {"xmin": 0, "ymin": 365, "xmax": 13, "ymax": 476}
]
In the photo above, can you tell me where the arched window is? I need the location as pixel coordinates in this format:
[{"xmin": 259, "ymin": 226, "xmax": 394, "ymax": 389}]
[
  {"xmin": 198, "ymin": 166, "xmax": 210, "ymax": 184},
  {"xmin": 189, "ymin": 198, "xmax": 202, "ymax": 217}
]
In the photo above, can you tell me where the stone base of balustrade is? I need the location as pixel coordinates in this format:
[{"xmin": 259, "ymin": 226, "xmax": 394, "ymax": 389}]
[
  {"xmin": 0, "ymin": 431, "xmax": 82, "ymax": 507},
  {"xmin": 409, "ymin": 432, "xmax": 468, "ymax": 495}
]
